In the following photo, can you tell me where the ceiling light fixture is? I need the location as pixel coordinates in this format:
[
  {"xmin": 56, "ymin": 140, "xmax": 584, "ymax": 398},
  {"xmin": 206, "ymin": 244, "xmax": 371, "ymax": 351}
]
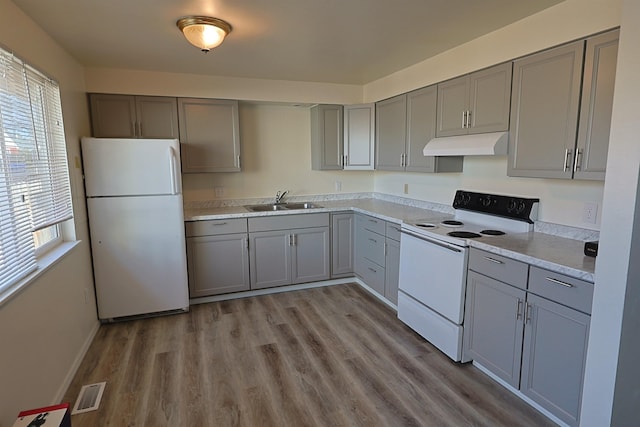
[{"xmin": 176, "ymin": 16, "xmax": 232, "ymax": 52}]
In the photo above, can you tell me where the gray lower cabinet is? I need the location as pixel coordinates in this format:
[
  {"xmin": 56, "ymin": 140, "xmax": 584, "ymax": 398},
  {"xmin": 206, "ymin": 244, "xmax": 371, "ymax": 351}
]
[
  {"xmin": 89, "ymin": 94, "xmax": 179, "ymax": 139},
  {"xmin": 465, "ymin": 270, "xmax": 525, "ymax": 388},
  {"xmin": 521, "ymin": 294, "xmax": 591, "ymax": 426},
  {"xmin": 249, "ymin": 214, "xmax": 330, "ymax": 290},
  {"xmin": 465, "ymin": 248, "xmax": 592, "ymax": 427},
  {"xmin": 185, "ymin": 218, "xmax": 250, "ymax": 297},
  {"xmin": 354, "ymin": 213, "xmax": 400, "ymax": 304},
  {"xmin": 178, "ymin": 97, "xmax": 241, "ymax": 173},
  {"xmin": 331, "ymin": 213, "xmax": 354, "ymax": 278}
]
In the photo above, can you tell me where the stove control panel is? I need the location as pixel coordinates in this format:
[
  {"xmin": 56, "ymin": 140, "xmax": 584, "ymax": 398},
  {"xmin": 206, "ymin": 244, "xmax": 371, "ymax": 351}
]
[{"xmin": 453, "ymin": 190, "xmax": 539, "ymax": 223}]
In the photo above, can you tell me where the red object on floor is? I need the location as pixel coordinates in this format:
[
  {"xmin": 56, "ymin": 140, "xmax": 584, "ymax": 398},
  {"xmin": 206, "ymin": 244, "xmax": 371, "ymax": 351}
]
[{"xmin": 13, "ymin": 403, "xmax": 71, "ymax": 427}]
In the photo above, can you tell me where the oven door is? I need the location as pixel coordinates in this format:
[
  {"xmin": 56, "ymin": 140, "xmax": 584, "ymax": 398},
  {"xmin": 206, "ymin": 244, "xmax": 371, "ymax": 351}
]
[{"xmin": 398, "ymin": 229, "xmax": 468, "ymax": 324}]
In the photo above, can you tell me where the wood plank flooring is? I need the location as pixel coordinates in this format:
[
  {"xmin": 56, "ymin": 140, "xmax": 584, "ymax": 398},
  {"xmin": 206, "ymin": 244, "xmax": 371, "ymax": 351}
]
[{"xmin": 63, "ymin": 283, "xmax": 554, "ymax": 426}]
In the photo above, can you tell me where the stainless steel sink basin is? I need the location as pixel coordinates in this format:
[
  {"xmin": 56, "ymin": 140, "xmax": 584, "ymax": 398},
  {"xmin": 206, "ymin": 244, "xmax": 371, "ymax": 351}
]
[{"xmin": 244, "ymin": 202, "xmax": 322, "ymax": 212}]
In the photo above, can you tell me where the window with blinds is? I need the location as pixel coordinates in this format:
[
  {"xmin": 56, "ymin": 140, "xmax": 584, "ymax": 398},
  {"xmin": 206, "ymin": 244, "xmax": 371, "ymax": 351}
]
[{"xmin": 0, "ymin": 47, "xmax": 73, "ymax": 295}]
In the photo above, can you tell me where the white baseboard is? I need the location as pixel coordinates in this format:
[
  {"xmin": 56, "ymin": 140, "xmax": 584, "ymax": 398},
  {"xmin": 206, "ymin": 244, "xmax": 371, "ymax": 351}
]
[{"xmin": 53, "ymin": 319, "xmax": 101, "ymax": 405}]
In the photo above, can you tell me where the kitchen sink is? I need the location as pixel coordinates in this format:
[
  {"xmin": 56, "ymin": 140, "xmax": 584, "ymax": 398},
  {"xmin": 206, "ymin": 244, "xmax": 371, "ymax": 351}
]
[{"xmin": 244, "ymin": 202, "xmax": 322, "ymax": 212}]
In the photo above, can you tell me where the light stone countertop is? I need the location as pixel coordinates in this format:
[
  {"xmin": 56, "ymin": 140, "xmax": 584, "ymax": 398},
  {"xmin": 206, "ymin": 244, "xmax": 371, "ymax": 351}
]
[{"xmin": 184, "ymin": 197, "xmax": 596, "ymax": 283}]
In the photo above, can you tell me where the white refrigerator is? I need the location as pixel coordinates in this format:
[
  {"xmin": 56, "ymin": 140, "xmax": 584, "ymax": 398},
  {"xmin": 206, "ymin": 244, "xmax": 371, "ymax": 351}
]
[{"xmin": 81, "ymin": 137, "xmax": 189, "ymax": 320}]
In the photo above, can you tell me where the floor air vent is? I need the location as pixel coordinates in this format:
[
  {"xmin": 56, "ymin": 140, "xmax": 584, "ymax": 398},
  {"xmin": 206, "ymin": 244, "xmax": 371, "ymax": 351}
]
[{"xmin": 71, "ymin": 381, "xmax": 106, "ymax": 415}]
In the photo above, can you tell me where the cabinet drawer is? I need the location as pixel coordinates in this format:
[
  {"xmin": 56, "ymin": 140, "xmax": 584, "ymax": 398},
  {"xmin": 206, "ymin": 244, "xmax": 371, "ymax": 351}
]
[
  {"xmin": 359, "ymin": 228, "xmax": 385, "ymax": 267},
  {"xmin": 359, "ymin": 257, "xmax": 385, "ymax": 295},
  {"xmin": 249, "ymin": 213, "xmax": 329, "ymax": 232},
  {"xmin": 186, "ymin": 218, "xmax": 247, "ymax": 237},
  {"xmin": 468, "ymin": 248, "xmax": 528, "ymax": 289},
  {"xmin": 385, "ymin": 222, "xmax": 402, "ymax": 242},
  {"xmin": 356, "ymin": 213, "xmax": 386, "ymax": 235},
  {"xmin": 528, "ymin": 266, "xmax": 594, "ymax": 314}
]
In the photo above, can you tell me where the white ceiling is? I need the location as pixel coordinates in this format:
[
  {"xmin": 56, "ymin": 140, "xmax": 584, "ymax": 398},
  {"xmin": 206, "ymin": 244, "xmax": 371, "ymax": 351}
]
[{"xmin": 13, "ymin": 0, "xmax": 563, "ymax": 85}]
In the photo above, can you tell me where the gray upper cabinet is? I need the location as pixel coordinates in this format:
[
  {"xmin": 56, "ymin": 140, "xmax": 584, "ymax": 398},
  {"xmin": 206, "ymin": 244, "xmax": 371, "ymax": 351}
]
[
  {"xmin": 343, "ymin": 104, "xmax": 375, "ymax": 170},
  {"xmin": 311, "ymin": 104, "xmax": 344, "ymax": 170},
  {"xmin": 178, "ymin": 98, "xmax": 241, "ymax": 173},
  {"xmin": 575, "ymin": 30, "xmax": 619, "ymax": 181},
  {"xmin": 375, "ymin": 87, "xmax": 463, "ymax": 173},
  {"xmin": 331, "ymin": 213, "xmax": 354, "ymax": 278},
  {"xmin": 521, "ymin": 294, "xmax": 591, "ymax": 427},
  {"xmin": 508, "ymin": 41, "xmax": 585, "ymax": 179},
  {"xmin": 436, "ymin": 62, "xmax": 512, "ymax": 137},
  {"xmin": 89, "ymin": 94, "xmax": 179, "ymax": 139},
  {"xmin": 375, "ymin": 94, "xmax": 407, "ymax": 171}
]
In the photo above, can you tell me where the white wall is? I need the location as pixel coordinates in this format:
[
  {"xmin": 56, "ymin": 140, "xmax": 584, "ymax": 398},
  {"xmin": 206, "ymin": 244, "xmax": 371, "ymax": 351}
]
[
  {"xmin": 0, "ymin": 1, "xmax": 98, "ymax": 426},
  {"xmin": 581, "ymin": 0, "xmax": 640, "ymax": 423},
  {"xmin": 364, "ymin": 0, "xmax": 621, "ymax": 228}
]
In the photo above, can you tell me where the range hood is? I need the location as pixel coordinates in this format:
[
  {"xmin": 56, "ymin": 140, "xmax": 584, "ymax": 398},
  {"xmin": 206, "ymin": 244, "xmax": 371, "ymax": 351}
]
[{"xmin": 423, "ymin": 131, "xmax": 508, "ymax": 156}]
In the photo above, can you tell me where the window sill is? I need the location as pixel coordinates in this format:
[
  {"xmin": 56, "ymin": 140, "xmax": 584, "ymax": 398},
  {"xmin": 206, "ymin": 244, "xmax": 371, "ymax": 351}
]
[{"xmin": 0, "ymin": 240, "xmax": 81, "ymax": 308}]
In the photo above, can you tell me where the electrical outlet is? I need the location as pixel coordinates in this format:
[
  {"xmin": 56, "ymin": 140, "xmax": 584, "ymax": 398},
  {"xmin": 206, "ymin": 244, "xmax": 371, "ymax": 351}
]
[
  {"xmin": 214, "ymin": 186, "xmax": 225, "ymax": 198},
  {"xmin": 403, "ymin": 183, "xmax": 409, "ymax": 194},
  {"xmin": 335, "ymin": 180, "xmax": 342, "ymax": 192},
  {"xmin": 582, "ymin": 202, "xmax": 598, "ymax": 224}
]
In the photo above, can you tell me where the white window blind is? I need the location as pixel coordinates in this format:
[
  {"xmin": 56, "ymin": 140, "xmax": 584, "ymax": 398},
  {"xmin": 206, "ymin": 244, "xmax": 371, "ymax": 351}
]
[{"xmin": 0, "ymin": 47, "xmax": 73, "ymax": 294}]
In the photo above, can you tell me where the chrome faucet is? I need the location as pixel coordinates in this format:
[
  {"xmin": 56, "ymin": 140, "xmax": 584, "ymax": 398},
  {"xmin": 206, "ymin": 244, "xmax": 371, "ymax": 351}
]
[{"xmin": 275, "ymin": 190, "xmax": 289, "ymax": 204}]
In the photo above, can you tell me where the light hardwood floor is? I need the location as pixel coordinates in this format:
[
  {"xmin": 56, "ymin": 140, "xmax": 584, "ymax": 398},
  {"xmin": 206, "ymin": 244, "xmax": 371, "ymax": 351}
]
[{"xmin": 64, "ymin": 283, "xmax": 554, "ymax": 426}]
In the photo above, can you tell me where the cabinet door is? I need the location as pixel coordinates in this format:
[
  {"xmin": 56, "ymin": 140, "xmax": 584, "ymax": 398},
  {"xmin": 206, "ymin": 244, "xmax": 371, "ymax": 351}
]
[
  {"xmin": 186, "ymin": 233, "xmax": 250, "ymax": 297},
  {"xmin": 508, "ymin": 41, "xmax": 584, "ymax": 179},
  {"xmin": 89, "ymin": 94, "xmax": 137, "ymax": 138},
  {"xmin": 464, "ymin": 271, "xmax": 526, "ymax": 388},
  {"xmin": 384, "ymin": 237, "xmax": 400, "ymax": 305},
  {"xmin": 178, "ymin": 98, "xmax": 241, "ymax": 173},
  {"xmin": 344, "ymin": 104, "xmax": 375, "ymax": 170},
  {"xmin": 468, "ymin": 62, "xmax": 512, "ymax": 134},
  {"xmin": 575, "ymin": 30, "xmax": 619, "ymax": 181},
  {"xmin": 331, "ymin": 213, "xmax": 354, "ymax": 278},
  {"xmin": 292, "ymin": 227, "xmax": 330, "ymax": 284},
  {"xmin": 406, "ymin": 86, "xmax": 437, "ymax": 172},
  {"xmin": 521, "ymin": 294, "xmax": 590, "ymax": 426},
  {"xmin": 311, "ymin": 104, "xmax": 343, "ymax": 170},
  {"xmin": 135, "ymin": 96, "xmax": 179, "ymax": 139},
  {"xmin": 249, "ymin": 230, "xmax": 291, "ymax": 289},
  {"xmin": 375, "ymin": 94, "xmax": 407, "ymax": 171},
  {"xmin": 436, "ymin": 75, "xmax": 469, "ymax": 137}
]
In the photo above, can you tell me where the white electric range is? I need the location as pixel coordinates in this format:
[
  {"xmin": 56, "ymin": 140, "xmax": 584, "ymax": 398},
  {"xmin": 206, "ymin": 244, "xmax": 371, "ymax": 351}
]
[{"xmin": 397, "ymin": 190, "xmax": 539, "ymax": 361}]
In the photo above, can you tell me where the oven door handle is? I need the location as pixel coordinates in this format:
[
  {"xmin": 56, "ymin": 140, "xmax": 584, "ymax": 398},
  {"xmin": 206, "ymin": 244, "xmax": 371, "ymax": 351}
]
[{"xmin": 400, "ymin": 229, "xmax": 463, "ymax": 253}]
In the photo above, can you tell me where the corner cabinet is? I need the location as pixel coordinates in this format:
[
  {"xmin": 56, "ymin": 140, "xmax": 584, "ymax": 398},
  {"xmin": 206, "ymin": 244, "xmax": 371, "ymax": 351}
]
[
  {"xmin": 185, "ymin": 218, "xmax": 250, "ymax": 297},
  {"xmin": 178, "ymin": 98, "xmax": 241, "ymax": 173},
  {"xmin": 508, "ymin": 29, "xmax": 618, "ymax": 180},
  {"xmin": 436, "ymin": 62, "xmax": 512, "ymax": 137},
  {"xmin": 375, "ymin": 87, "xmax": 463, "ymax": 173},
  {"xmin": 89, "ymin": 94, "xmax": 179, "ymax": 139},
  {"xmin": 311, "ymin": 104, "xmax": 344, "ymax": 170},
  {"xmin": 343, "ymin": 104, "xmax": 375, "ymax": 170}
]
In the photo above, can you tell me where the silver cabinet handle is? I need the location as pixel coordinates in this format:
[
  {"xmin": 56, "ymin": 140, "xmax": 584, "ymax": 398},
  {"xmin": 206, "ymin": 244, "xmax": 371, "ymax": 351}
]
[
  {"xmin": 545, "ymin": 277, "xmax": 574, "ymax": 288},
  {"xmin": 368, "ymin": 238, "xmax": 377, "ymax": 243},
  {"xmin": 344, "ymin": 155, "xmax": 348, "ymax": 167},
  {"xmin": 573, "ymin": 148, "xmax": 583, "ymax": 172},
  {"xmin": 210, "ymin": 222, "xmax": 228, "ymax": 226},
  {"xmin": 462, "ymin": 111, "xmax": 467, "ymax": 129},
  {"xmin": 483, "ymin": 256, "xmax": 504, "ymax": 265},
  {"xmin": 138, "ymin": 122, "xmax": 143, "ymax": 137},
  {"xmin": 525, "ymin": 303, "xmax": 532, "ymax": 324},
  {"xmin": 288, "ymin": 234, "xmax": 293, "ymax": 246},
  {"xmin": 563, "ymin": 149, "xmax": 573, "ymax": 172},
  {"xmin": 237, "ymin": 155, "xmax": 241, "ymax": 169},
  {"xmin": 467, "ymin": 110, "xmax": 472, "ymax": 128},
  {"xmin": 368, "ymin": 267, "xmax": 377, "ymax": 273},
  {"xmin": 369, "ymin": 219, "xmax": 378, "ymax": 224},
  {"xmin": 516, "ymin": 299, "xmax": 523, "ymax": 320}
]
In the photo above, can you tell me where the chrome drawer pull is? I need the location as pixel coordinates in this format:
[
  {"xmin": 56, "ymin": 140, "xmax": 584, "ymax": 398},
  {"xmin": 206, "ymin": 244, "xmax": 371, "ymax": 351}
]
[
  {"xmin": 368, "ymin": 238, "xmax": 377, "ymax": 243},
  {"xmin": 368, "ymin": 267, "xmax": 377, "ymax": 273},
  {"xmin": 369, "ymin": 219, "xmax": 378, "ymax": 223},
  {"xmin": 545, "ymin": 277, "xmax": 574, "ymax": 288},
  {"xmin": 211, "ymin": 222, "xmax": 228, "ymax": 226},
  {"xmin": 516, "ymin": 299, "xmax": 523, "ymax": 320},
  {"xmin": 525, "ymin": 303, "xmax": 532, "ymax": 323},
  {"xmin": 483, "ymin": 256, "xmax": 504, "ymax": 265}
]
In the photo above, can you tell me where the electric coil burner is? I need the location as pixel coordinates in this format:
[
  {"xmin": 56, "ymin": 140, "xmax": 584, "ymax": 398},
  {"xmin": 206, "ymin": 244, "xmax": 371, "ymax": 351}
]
[
  {"xmin": 480, "ymin": 229, "xmax": 506, "ymax": 236},
  {"xmin": 441, "ymin": 220, "xmax": 464, "ymax": 227},
  {"xmin": 447, "ymin": 231, "xmax": 482, "ymax": 238}
]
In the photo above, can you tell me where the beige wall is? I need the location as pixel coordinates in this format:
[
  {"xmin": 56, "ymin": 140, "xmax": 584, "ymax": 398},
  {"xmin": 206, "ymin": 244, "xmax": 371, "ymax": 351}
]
[
  {"xmin": 0, "ymin": 1, "xmax": 98, "ymax": 426},
  {"xmin": 365, "ymin": 0, "xmax": 621, "ymax": 228}
]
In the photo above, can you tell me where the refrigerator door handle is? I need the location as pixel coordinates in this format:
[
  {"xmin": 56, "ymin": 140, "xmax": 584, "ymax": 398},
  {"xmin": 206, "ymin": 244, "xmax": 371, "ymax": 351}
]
[{"xmin": 169, "ymin": 146, "xmax": 179, "ymax": 195}]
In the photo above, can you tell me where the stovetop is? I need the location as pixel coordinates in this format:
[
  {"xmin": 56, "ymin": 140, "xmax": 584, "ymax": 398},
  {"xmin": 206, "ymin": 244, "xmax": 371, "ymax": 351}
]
[{"xmin": 402, "ymin": 190, "xmax": 539, "ymax": 246}]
